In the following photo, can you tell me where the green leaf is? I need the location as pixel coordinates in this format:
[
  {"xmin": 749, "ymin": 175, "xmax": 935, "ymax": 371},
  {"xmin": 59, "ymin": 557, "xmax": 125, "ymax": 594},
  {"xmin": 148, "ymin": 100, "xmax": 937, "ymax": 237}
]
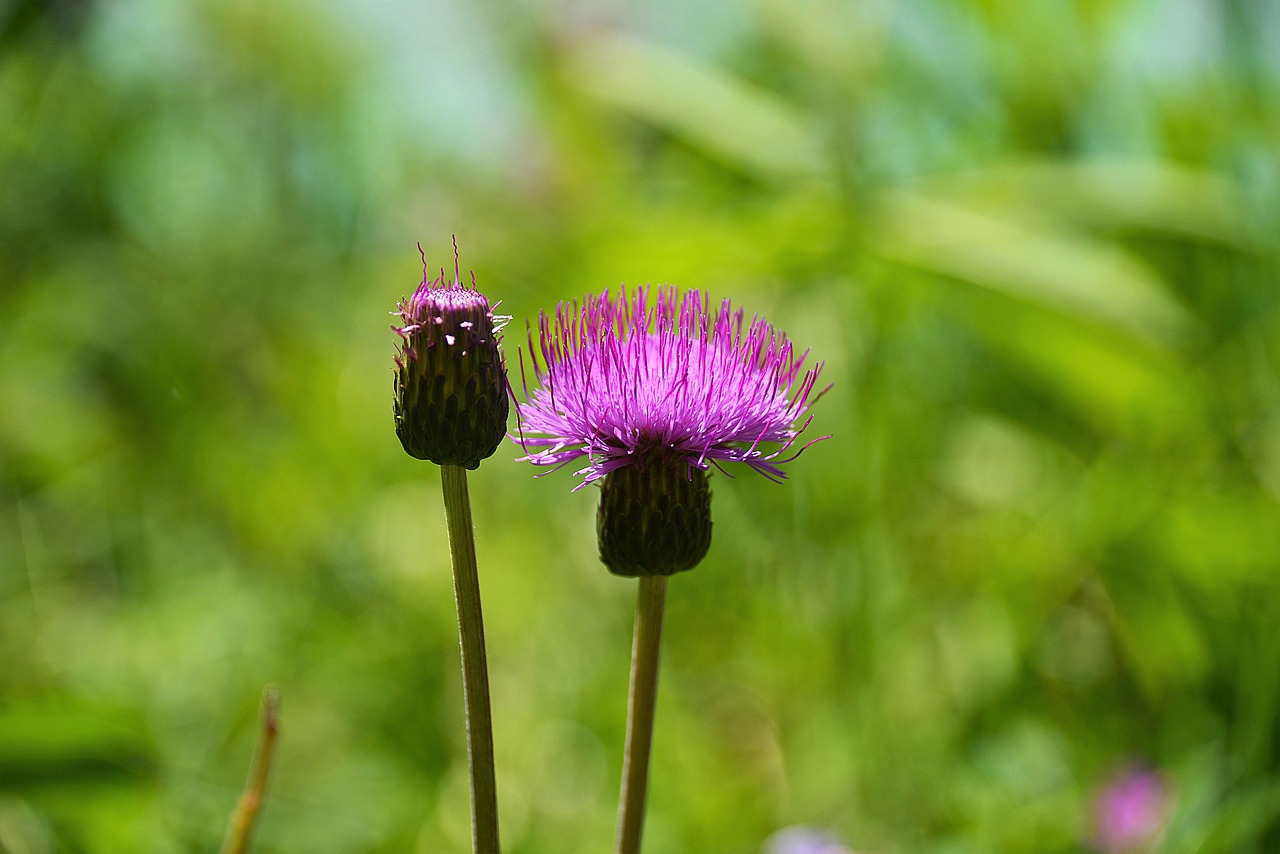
[
  {"xmin": 561, "ymin": 32, "xmax": 829, "ymax": 183},
  {"xmin": 872, "ymin": 189, "xmax": 1198, "ymax": 348}
]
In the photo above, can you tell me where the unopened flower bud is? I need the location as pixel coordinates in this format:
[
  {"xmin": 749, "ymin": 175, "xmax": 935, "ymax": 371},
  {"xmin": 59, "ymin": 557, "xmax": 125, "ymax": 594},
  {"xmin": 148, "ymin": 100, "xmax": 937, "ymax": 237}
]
[{"xmin": 393, "ymin": 244, "xmax": 509, "ymax": 469}]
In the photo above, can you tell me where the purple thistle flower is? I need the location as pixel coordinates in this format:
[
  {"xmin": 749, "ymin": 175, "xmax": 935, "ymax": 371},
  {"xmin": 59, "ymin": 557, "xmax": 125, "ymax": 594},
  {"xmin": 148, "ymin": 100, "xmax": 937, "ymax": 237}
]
[
  {"xmin": 513, "ymin": 285, "xmax": 826, "ymax": 577},
  {"xmin": 513, "ymin": 285, "xmax": 826, "ymax": 488}
]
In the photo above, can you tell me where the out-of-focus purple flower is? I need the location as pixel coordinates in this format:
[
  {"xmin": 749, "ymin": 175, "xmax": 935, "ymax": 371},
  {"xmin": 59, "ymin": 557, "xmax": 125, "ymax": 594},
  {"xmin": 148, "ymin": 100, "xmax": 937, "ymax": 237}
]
[
  {"xmin": 764, "ymin": 826, "xmax": 855, "ymax": 854},
  {"xmin": 1093, "ymin": 766, "xmax": 1172, "ymax": 853},
  {"xmin": 512, "ymin": 286, "xmax": 826, "ymax": 488}
]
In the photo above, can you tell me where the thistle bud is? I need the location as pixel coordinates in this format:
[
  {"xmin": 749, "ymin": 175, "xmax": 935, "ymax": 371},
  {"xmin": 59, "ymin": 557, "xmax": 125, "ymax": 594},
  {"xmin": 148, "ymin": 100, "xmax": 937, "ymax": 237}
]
[
  {"xmin": 393, "ymin": 244, "xmax": 509, "ymax": 469},
  {"xmin": 596, "ymin": 461, "xmax": 712, "ymax": 577}
]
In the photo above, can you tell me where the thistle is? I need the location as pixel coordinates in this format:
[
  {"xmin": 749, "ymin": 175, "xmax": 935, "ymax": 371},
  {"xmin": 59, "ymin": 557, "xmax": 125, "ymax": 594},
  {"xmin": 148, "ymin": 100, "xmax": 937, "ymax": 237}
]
[
  {"xmin": 394, "ymin": 243, "xmax": 509, "ymax": 469},
  {"xmin": 516, "ymin": 286, "xmax": 824, "ymax": 571},
  {"xmin": 393, "ymin": 240, "xmax": 507, "ymax": 853},
  {"xmin": 513, "ymin": 285, "xmax": 826, "ymax": 853}
]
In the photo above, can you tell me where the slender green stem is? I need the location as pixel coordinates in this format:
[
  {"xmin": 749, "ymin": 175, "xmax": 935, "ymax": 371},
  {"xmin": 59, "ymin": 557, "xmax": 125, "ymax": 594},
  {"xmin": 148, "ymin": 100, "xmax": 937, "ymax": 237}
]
[
  {"xmin": 616, "ymin": 575, "xmax": 669, "ymax": 854},
  {"xmin": 440, "ymin": 464, "xmax": 500, "ymax": 854},
  {"xmin": 219, "ymin": 685, "xmax": 280, "ymax": 854}
]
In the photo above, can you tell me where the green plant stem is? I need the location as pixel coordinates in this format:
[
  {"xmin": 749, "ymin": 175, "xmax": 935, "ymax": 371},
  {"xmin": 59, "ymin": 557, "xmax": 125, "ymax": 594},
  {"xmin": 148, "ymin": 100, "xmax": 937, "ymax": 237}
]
[
  {"xmin": 440, "ymin": 464, "xmax": 500, "ymax": 854},
  {"xmin": 219, "ymin": 685, "xmax": 280, "ymax": 854},
  {"xmin": 615, "ymin": 575, "xmax": 669, "ymax": 854}
]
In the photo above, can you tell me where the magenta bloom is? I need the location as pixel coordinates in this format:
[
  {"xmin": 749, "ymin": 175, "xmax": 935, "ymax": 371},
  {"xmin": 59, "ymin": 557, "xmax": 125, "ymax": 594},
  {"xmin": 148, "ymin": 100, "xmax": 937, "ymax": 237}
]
[
  {"xmin": 1093, "ymin": 767, "xmax": 1172, "ymax": 853},
  {"xmin": 513, "ymin": 286, "xmax": 826, "ymax": 488}
]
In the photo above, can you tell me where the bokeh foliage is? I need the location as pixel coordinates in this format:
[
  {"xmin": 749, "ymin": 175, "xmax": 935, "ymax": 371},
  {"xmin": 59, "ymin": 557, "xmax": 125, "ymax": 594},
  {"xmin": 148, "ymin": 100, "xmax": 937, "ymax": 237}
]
[{"xmin": 2, "ymin": 0, "xmax": 1279, "ymax": 851}]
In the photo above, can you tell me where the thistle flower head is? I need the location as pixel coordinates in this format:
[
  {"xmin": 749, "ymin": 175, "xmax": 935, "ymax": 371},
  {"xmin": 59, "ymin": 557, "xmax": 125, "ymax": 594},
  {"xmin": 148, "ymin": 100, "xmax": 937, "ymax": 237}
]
[
  {"xmin": 393, "ymin": 242, "xmax": 510, "ymax": 469},
  {"xmin": 513, "ymin": 285, "xmax": 826, "ymax": 488},
  {"xmin": 513, "ymin": 285, "xmax": 826, "ymax": 577}
]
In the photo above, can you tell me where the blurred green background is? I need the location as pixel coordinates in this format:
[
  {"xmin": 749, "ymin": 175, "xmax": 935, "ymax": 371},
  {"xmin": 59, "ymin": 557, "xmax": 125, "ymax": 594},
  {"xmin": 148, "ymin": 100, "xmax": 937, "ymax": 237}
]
[{"xmin": 2, "ymin": 0, "xmax": 1279, "ymax": 851}]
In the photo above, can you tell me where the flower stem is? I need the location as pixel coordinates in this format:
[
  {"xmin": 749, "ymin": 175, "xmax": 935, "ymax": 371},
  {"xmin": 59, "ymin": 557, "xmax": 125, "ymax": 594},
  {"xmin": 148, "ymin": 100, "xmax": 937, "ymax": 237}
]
[
  {"xmin": 440, "ymin": 464, "xmax": 500, "ymax": 854},
  {"xmin": 219, "ymin": 685, "xmax": 280, "ymax": 854},
  {"xmin": 616, "ymin": 575, "xmax": 669, "ymax": 854}
]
